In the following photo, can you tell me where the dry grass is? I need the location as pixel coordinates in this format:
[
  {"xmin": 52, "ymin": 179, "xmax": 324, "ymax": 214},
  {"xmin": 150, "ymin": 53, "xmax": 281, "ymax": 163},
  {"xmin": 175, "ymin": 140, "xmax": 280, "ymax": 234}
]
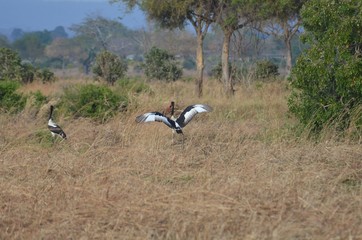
[{"xmin": 1, "ymin": 79, "xmax": 361, "ymax": 239}]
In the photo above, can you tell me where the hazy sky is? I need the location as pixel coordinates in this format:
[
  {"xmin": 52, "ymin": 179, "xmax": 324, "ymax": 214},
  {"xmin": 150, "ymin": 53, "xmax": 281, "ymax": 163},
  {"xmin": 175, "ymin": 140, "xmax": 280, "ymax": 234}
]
[{"xmin": 0, "ymin": 0, "xmax": 146, "ymax": 32}]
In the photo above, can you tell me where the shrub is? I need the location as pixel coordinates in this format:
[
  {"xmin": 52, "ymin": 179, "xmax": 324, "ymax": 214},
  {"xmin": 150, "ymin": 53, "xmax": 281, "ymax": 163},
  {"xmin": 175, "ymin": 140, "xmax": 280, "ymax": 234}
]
[
  {"xmin": 0, "ymin": 81, "xmax": 26, "ymax": 113},
  {"xmin": 288, "ymin": 0, "xmax": 362, "ymax": 135},
  {"xmin": 255, "ymin": 60, "xmax": 279, "ymax": 79},
  {"xmin": 20, "ymin": 63, "xmax": 37, "ymax": 84},
  {"xmin": 37, "ymin": 69, "xmax": 55, "ymax": 84},
  {"xmin": 93, "ymin": 50, "xmax": 128, "ymax": 85},
  {"xmin": 60, "ymin": 84, "xmax": 128, "ymax": 122},
  {"xmin": 143, "ymin": 47, "xmax": 182, "ymax": 81}
]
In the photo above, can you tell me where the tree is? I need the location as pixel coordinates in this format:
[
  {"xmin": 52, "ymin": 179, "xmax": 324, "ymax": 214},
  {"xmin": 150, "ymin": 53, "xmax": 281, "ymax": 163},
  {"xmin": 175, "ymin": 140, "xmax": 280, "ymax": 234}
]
[
  {"xmin": 288, "ymin": 0, "xmax": 362, "ymax": 135},
  {"xmin": 215, "ymin": 0, "xmax": 262, "ymax": 96},
  {"xmin": 259, "ymin": 0, "xmax": 306, "ymax": 76},
  {"xmin": 70, "ymin": 15, "xmax": 136, "ymax": 73},
  {"xmin": 143, "ymin": 46, "xmax": 182, "ymax": 81},
  {"xmin": 113, "ymin": 0, "xmax": 218, "ymax": 97},
  {"xmin": 10, "ymin": 28, "xmax": 24, "ymax": 42},
  {"xmin": 92, "ymin": 50, "xmax": 128, "ymax": 85},
  {"xmin": 12, "ymin": 31, "xmax": 52, "ymax": 63},
  {"xmin": 70, "ymin": 15, "xmax": 132, "ymax": 52},
  {"xmin": 50, "ymin": 26, "xmax": 68, "ymax": 39},
  {"xmin": 0, "ymin": 48, "xmax": 22, "ymax": 81},
  {"xmin": 45, "ymin": 38, "xmax": 78, "ymax": 71}
]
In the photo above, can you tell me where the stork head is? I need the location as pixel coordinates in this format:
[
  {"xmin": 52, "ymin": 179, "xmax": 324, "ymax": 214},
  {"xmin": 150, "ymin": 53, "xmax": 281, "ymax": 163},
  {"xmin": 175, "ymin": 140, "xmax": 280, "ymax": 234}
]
[{"xmin": 164, "ymin": 101, "xmax": 175, "ymax": 117}]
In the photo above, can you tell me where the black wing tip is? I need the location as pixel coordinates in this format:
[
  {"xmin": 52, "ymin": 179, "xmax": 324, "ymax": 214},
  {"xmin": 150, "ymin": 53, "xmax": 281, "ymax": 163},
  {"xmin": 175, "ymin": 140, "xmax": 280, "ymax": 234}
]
[{"xmin": 61, "ymin": 132, "xmax": 67, "ymax": 139}]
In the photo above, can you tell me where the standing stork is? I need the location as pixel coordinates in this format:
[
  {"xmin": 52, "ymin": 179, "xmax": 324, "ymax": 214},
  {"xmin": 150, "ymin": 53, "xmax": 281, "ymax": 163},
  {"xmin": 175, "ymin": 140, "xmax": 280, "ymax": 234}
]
[
  {"xmin": 136, "ymin": 103, "xmax": 212, "ymax": 143},
  {"xmin": 48, "ymin": 105, "xmax": 67, "ymax": 140}
]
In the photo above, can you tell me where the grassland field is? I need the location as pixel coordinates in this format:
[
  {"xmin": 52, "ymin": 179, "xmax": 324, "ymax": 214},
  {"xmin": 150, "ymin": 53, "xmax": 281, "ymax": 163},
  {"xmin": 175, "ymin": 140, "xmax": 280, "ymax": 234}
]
[{"xmin": 0, "ymin": 77, "xmax": 361, "ymax": 239}]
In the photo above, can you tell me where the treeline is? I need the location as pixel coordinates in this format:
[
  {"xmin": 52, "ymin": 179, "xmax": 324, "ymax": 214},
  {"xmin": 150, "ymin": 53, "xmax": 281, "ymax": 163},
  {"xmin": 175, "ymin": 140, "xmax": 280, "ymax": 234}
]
[{"xmin": 0, "ymin": 13, "xmax": 304, "ymax": 79}]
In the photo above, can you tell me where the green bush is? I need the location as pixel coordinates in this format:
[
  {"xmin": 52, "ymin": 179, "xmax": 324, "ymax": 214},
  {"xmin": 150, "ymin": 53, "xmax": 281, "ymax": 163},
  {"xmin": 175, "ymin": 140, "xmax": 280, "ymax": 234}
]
[
  {"xmin": 92, "ymin": 50, "xmax": 128, "ymax": 85},
  {"xmin": 20, "ymin": 63, "xmax": 37, "ymax": 84},
  {"xmin": 288, "ymin": 0, "xmax": 362, "ymax": 135},
  {"xmin": 37, "ymin": 69, "xmax": 55, "ymax": 84},
  {"xmin": 255, "ymin": 60, "xmax": 279, "ymax": 79},
  {"xmin": 143, "ymin": 47, "xmax": 182, "ymax": 82},
  {"xmin": 0, "ymin": 81, "xmax": 26, "ymax": 113},
  {"xmin": 60, "ymin": 84, "xmax": 128, "ymax": 122}
]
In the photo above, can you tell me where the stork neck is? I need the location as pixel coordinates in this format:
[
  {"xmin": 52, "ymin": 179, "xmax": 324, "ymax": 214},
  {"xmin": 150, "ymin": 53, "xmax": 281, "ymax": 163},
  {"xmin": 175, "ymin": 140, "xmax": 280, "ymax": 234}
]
[{"xmin": 170, "ymin": 101, "xmax": 175, "ymax": 116}]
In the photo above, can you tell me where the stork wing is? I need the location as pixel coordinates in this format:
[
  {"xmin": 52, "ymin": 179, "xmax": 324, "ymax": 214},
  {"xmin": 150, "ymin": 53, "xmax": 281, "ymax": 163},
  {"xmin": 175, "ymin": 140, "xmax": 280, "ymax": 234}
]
[
  {"xmin": 136, "ymin": 112, "xmax": 176, "ymax": 129},
  {"xmin": 48, "ymin": 118, "xmax": 67, "ymax": 139},
  {"xmin": 48, "ymin": 125, "xmax": 67, "ymax": 139},
  {"xmin": 176, "ymin": 104, "xmax": 213, "ymax": 128}
]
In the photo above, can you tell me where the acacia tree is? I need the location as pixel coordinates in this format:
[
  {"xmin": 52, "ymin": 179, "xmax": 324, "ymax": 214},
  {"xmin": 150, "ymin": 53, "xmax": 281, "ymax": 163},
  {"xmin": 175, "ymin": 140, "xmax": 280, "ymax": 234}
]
[
  {"xmin": 45, "ymin": 38, "xmax": 79, "ymax": 71},
  {"xmin": 260, "ymin": 0, "xmax": 306, "ymax": 76},
  {"xmin": 113, "ymin": 0, "xmax": 218, "ymax": 97},
  {"xmin": 70, "ymin": 15, "xmax": 134, "ymax": 74},
  {"xmin": 215, "ymin": 0, "xmax": 266, "ymax": 97},
  {"xmin": 70, "ymin": 15, "xmax": 128, "ymax": 51}
]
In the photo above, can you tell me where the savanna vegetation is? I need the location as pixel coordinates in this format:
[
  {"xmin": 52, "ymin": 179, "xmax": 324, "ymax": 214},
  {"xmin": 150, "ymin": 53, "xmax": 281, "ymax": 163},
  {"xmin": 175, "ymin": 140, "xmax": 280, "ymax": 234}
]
[{"xmin": 0, "ymin": 0, "xmax": 361, "ymax": 239}]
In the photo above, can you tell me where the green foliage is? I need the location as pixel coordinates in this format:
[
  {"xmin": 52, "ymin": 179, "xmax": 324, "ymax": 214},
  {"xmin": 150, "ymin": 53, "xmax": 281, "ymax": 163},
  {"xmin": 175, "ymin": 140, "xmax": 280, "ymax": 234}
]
[
  {"xmin": 142, "ymin": 0, "xmax": 190, "ymax": 29},
  {"xmin": 0, "ymin": 48, "xmax": 22, "ymax": 81},
  {"xmin": 288, "ymin": 0, "xmax": 362, "ymax": 135},
  {"xmin": 20, "ymin": 63, "xmax": 37, "ymax": 84},
  {"xmin": 12, "ymin": 31, "xmax": 52, "ymax": 61},
  {"xmin": 0, "ymin": 48, "xmax": 55, "ymax": 84},
  {"xmin": 0, "ymin": 81, "xmax": 26, "ymax": 113},
  {"xmin": 92, "ymin": 50, "xmax": 128, "ymax": 85},
  {"xmin": 255, "ymin": 60, "xmax": 279, "ymax": 79},
  {"xmin": 60, "ymin": 84, "xmax": 128, "ymax": 122},
  {"xmin": 37, "ymin": 69, "xmax": 55, "ymax": 84},
  {"xmin": 143, "ymin": 47, "xmax": 182, "ymax": 82}
]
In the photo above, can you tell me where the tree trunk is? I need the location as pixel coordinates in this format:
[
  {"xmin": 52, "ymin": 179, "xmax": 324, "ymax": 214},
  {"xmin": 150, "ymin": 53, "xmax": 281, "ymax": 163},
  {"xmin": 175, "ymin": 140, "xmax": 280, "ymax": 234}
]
[
  {"xmin": 195, "ymin": 30, "xmax": 204, "ymax": 98},
  {"xmin": 285, "ymin": 37, "xmax": 292, "ymax": 77},
  {"xmin": 222, "ymin": 30, "xmax": 234, "ymax": 97}
]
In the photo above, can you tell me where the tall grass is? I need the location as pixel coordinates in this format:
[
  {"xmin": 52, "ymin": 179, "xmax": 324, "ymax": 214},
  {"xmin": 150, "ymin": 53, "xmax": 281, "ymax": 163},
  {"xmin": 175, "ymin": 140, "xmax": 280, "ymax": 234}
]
[{"xmin": 0, "ymin": 78, "xmax": 361, "ymax": 239}]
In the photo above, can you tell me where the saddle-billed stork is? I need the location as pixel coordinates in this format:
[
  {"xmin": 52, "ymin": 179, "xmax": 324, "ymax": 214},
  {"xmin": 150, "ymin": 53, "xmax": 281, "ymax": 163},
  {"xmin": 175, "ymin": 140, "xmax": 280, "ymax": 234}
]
[
  {"xmin": 48, "ymin": 105, "xmax": 67, "ymax": 139},
  {"xmin": 136, "ymin": 102, "xmax": 212, "ymax": 142}
]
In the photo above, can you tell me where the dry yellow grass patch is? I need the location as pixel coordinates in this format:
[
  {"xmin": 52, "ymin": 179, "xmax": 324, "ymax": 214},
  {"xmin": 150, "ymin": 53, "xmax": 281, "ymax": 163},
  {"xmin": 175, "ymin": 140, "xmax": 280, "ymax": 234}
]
[{"xmin": 0, "ymin": 79, "xmax": 361, "ymax": 239}]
